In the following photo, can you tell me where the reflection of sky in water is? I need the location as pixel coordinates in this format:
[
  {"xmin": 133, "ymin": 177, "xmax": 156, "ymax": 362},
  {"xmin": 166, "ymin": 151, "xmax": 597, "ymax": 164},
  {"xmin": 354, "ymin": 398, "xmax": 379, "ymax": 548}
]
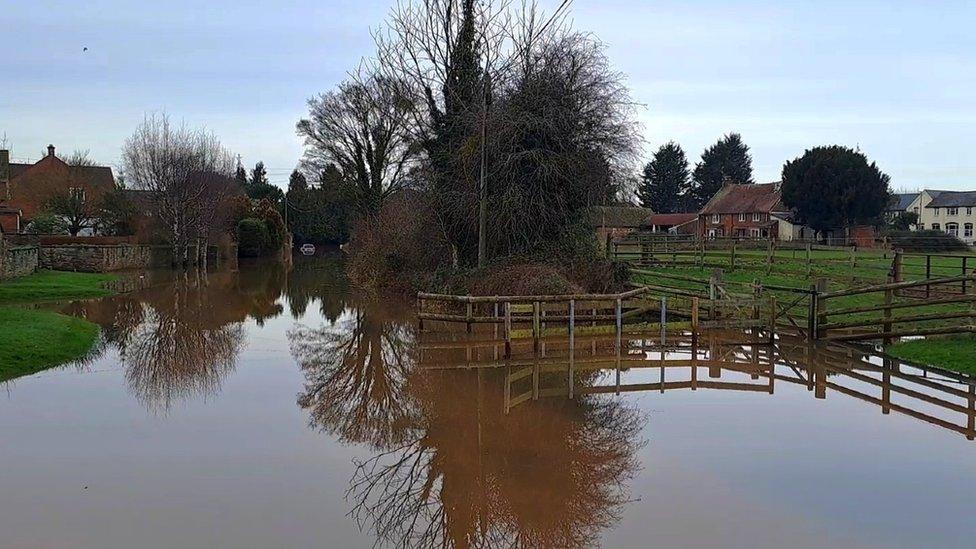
[{"xmin": 1, "ymin": 257, "xmax": 974, "ymax": 549}]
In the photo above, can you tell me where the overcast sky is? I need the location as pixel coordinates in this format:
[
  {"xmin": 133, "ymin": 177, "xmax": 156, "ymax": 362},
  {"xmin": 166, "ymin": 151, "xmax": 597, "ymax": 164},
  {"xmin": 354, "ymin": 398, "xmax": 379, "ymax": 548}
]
[{"xmin": 3, "ymin": 0, "xmax": 975, "ymax": 191}]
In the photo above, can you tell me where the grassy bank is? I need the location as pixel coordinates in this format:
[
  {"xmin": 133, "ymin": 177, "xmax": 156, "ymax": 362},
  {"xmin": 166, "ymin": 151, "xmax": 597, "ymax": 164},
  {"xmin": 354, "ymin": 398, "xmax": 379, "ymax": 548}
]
[
  {"xmin": 0, "ymin": 270, "xmax": 117, "ymax": 303},
  {"xmin": 0, "ymin": 271, "xmax": 117, "ymax": 382},
  {"xmin": 0, "ymin": 308, "xmax": 101, "ymax": 382},
  {"xmin": 887, "ymin": 336, "xmax": 976, "ymax": 375}
]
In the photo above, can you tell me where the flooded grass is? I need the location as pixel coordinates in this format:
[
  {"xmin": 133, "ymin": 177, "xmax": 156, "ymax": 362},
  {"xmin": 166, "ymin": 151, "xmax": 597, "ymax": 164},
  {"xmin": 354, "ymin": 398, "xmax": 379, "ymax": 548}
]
[
  {"xmin": 0, "ymin": 270, "xmax": 117, "ymax": 304},
  {"xmin": 888, "ymin": 336, "xmax": 976, "ymax": 374},
  {"xmin": 0, "ymin": 307, "xmax": 100, "ymax": 382}
]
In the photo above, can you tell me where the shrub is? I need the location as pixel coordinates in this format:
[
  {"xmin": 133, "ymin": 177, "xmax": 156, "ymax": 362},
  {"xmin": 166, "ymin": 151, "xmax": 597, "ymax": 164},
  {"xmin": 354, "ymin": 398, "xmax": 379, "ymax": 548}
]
[
  {"xmin": 886, "ymin": 230, "xmax": 972, "ymax": 253},
  {"xmin": 345, "ymin": 190, "xmax": 453, "ymax": 292},
  {"xmin": 237, "ymin": 218, "xmax": 272, "ymax": 257},
  {"xmin": 25, "ymin": 213, "xmax": 67, "ymax": 235}
]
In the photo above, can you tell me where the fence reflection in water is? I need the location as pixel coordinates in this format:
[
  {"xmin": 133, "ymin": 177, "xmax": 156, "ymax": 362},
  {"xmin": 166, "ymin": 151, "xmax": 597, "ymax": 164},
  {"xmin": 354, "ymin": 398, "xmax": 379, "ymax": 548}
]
[{"xmin": 418, "ymin": 330, "xmax": 976, "ymax": 441}]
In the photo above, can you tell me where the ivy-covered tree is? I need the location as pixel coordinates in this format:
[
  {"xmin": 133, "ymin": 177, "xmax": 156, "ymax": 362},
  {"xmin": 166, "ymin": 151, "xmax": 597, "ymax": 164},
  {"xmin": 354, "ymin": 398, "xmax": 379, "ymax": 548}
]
[
  {"xmin": 780, "ymin": 145, "xmax": 892, "ymax": 236},
  {"xmin": 690, "ymin": 133, "xmax": 754, "ymax": 208},
  {"xmin": 638, "ymin": 142, "xmax": 690, "ymax": 213},
  {"xmin": 243, "ymin": 161, "xmax": 284, "ymax": 204}
]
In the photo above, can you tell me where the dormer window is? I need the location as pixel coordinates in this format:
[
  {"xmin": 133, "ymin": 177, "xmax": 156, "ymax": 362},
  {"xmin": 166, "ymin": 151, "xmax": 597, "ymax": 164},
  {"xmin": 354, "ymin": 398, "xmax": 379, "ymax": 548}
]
[
  {"xmin": 752, "ymin": 212, "xmax": 763, "ymax": 222},
  {"xmin": 711, "ymin": 214, "xmax": 721, "ymax": 224},
  {"xmin": 69, "ymin": 187, "xmax": 85, "ymax": 204},
  {"xmin": 737, "ymin": 213, "xmax": 746, "ymax": 222},
  {"xmin": 948, "ymin": 207, "xmax": 958, "ymax": 216},
  {"xmin": 934, "ymin": 208, "xmax": 940, "ymax": 216}
]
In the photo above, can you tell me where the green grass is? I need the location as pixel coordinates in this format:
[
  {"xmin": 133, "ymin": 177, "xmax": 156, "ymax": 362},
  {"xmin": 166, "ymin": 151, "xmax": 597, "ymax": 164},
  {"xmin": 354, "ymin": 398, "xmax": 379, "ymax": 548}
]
[
  {"xmin": 0, "ymin": 270, "xmax": 117, "ymax": 304},
  {"xmin": 0, "ymin": 270, "xmax": 117, "ymax": 381},
  {"xmin": 0, "ymin": 307, "xmax": 101, "ymax": 382},
  {"xmin": 887, "ymin": 336, "xmax": 976, "ymax": 375}
]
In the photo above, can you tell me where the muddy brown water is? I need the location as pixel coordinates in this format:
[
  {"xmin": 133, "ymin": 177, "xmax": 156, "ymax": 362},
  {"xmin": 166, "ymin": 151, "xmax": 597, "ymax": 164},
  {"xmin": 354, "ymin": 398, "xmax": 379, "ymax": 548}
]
[{"xmin": 1, "ymin": 256, "xmax": 975, "ymax": 549}]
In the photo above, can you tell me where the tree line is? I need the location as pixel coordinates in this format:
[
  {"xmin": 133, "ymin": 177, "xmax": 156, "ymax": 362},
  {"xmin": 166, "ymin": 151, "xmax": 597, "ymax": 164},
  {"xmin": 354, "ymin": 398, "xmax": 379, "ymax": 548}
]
[{"xmin": 637, "ymin": 135, "xmax": 893, "ymax": 235}]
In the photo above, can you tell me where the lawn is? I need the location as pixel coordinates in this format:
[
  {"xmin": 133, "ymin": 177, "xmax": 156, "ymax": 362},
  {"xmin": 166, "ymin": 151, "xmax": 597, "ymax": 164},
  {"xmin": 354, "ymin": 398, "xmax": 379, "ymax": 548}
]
[
  {"xmin": 0, "ymin": 270, "xmax": 117, "ymax": 304},
  {"xmin": 887, "ymin": 336, "xmax": 976, "ymax": 375},
  {"xmin": 0, "ymin": 307, "xmax": 101, "ymax": 382},
  {"xmin": 0, "ymin": 270, "xmax": 117, "ymax": 382}
]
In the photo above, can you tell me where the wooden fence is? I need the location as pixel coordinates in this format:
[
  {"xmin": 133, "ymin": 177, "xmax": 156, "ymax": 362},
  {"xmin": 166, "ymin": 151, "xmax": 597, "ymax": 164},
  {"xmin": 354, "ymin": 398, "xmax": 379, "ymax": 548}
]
[{"xmin": 418, "ymin": 331, "xmax": 976, "ymax": 440}]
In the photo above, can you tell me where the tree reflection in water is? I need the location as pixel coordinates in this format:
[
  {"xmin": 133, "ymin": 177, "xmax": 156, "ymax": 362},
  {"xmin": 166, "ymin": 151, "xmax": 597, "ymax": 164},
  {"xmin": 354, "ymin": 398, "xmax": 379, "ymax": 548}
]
[
  {"xmin": 290, "ymin": 297, "xmax": 645, "ymax": 548},
  {"xmin": 118, "ymin": 271, "xmax": 246, "ymax": 413},
  {"xmin": 290, "ymin": 299, "xmax": 420, "ymax": 450}
]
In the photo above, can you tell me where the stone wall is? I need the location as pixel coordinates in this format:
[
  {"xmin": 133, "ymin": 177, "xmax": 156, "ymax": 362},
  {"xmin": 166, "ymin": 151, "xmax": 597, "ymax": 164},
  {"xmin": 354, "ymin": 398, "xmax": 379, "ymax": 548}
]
[
  {"xmin": 0, "ymin": 244, "xmax": 39, "ymax": 280},
  {"xmin": 38, "ymin": 243, "xmax": 238, "ymax": 273}
]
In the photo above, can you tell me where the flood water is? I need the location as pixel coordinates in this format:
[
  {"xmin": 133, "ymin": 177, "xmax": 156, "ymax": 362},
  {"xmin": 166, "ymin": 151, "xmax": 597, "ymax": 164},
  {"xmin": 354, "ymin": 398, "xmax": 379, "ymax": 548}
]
[{"xmin": 1, "ymin": 256, "xmax": 975, "ymax": 549}]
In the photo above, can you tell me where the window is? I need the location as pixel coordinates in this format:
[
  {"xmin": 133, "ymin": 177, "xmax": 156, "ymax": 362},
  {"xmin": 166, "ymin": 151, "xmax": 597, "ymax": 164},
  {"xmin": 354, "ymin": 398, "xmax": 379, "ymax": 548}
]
[
  {"xmin": 934, "ymin": 208, "xmax": 940, "ymax": 216},
  {"xmin": 913, "ymin": 207, "xmax": 919, "ymax": 214},
  {"xmin": 69, "ymin": 187, "xmax": 85, "ymax": 203},
  {"xmin": 738, "ymin": 213, "xmax": 746, "ymax": 222},
  {"xmin": 750, "ymin": 228, "xmax": 761, "ymax": 238},
  {"xmin": 949, "ymin": 207, "xmax": 958, "ymax": 216},
  {"xmin": 968, "ymin": 208, "xmax": 973, "ymax": 216},
  {"xmin": 712, "ymin": 214, "xmax": 721, "ymax": 224},
  {"xmin": 966, "ymin": 224, "xmax": 974, "ymax": 238},
  {"xmin": 932, "ymin": 223, "xmax": 941, "ymax": 232},
  {"xmin": 947, "ymin": 223, "xmax": 959, "ymax": 237},
  {"xmin": 752, "ymin": 212, "xmax": 763, "ymax": 222},
  {"xmin": 918, "ymin": 224, "xmax": 925, "ymax": 230}
]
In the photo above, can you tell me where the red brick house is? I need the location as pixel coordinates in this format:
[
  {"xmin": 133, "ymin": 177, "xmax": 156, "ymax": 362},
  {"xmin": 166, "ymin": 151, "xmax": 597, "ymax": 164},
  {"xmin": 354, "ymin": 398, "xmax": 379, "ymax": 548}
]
[
  {"xmin": 0, "ymin": 145, "xmax": 115, "ymax": 233},
  {"xmin": 699, "ymin": 183, "xmax": 787, "ymax": 239}
]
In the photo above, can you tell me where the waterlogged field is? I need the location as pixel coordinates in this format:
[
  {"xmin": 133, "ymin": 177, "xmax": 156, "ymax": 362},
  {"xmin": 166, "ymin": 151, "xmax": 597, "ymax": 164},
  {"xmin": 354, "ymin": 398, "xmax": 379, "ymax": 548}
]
[{"xmin": 1, "ymin": 257, "xmax": 975, "ymax": 549}]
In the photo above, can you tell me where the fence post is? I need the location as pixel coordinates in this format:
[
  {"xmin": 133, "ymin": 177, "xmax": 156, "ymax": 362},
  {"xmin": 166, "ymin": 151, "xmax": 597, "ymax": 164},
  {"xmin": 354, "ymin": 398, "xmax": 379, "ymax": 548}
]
[
  {"xmin": 806, "ymin": 242, "xmax": 813, "ymax": 277},
  {"xmin": 615, "ymin": 297, "xmax": 622, "ymax": 396},
  {"xmin": 815, "ymin": 278, "xmax": 828, "ymax": 340},
  {"xmin": 568, "ymin": 299, "xmax": 575, "ymax": 400},
  {"xmin": 926, "ymin": 255, "xmax": 932, "ymax": 298},
  {"xmin": 418, "ymin": 295, "xmax": 425, "ymax": 331},
  {"xmin": 963, "ymin": 257, "xmax": 969, "ymax": 295},
  {"xmin": 504, "ymin": 301, "xmax": 512, "ymax": 359},
  {"xmin": 892, "ymin": 249, "xmax": 903, "ymax": 283},
  {"xmin": 883, "ymin": 277, "xmax": 893, "ymax": 346},
  {"xmin": 466, "ymin": 296, "xmax": 473, "ymax": 333},
  {"xmin": 532, "ymin": 301, "xmax": 540, "ymax": 352},
  {"xmin": 660, "ymin": 296, "xmax": 667, "ymax": 347},
  {"xmin": 691, "ymin": 297, "xmax": 700, "ymax": 342},
  {"xmin": 730, "ymin": 242, "xmax": 737, "ymax": 271},
  {"xmin": 605, "ymin": 233, "xmax": 613, "ymax": 258}
]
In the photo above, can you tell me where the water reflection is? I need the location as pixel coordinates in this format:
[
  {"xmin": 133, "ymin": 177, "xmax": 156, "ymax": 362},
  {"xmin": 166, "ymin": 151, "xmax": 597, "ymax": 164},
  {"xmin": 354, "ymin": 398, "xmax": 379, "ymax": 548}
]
[
  {"xmin": 290, "ymin": 293, "xmax": 646, "ymax": 548},
  {"xmin": 68, "ymin": 264, "xmax": 287, "ymax": 412}
]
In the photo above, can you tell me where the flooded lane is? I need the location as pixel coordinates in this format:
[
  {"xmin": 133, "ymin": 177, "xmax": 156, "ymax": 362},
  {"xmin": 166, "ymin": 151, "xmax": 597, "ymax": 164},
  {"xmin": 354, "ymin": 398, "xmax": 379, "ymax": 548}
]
[{"xmin": 1, "ymin": 257, "xmax": 975, "ymax": 548}]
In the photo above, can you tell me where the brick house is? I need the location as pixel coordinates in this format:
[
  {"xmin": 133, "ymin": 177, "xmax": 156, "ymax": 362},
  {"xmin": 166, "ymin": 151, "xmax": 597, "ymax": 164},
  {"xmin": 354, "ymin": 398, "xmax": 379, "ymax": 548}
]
[
  {"xmin": 0, "ymin": 145, "xmax": 116, "ymax": 233},
  {"xmin": 699, "ymin": 182, "xmax": 787, "ymax": 239}
]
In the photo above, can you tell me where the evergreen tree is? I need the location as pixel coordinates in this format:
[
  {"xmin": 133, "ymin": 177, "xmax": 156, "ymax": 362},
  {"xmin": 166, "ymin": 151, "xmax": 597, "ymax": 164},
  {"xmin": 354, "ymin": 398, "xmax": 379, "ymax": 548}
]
[
  {"xmin": 781, "ymin": 145, "xmax": 891, "ymax": 235},
  {"xmin": 235, "ymin": 165, "xmax": 248, "ymax": 189},
  {"xmin": 289, "ymin": 169, "xmax": 308, "ymax": 192},
  {"xmin": 690, "ymin": 133, "xmax": 754, "ymax": 208},
  {"xmin": 250, "ymin": 161, "xmax": 269, "ymax": 188},
  {"xmin": 638, "ymin": 142, "xmax": 690, "ymax": 213}
]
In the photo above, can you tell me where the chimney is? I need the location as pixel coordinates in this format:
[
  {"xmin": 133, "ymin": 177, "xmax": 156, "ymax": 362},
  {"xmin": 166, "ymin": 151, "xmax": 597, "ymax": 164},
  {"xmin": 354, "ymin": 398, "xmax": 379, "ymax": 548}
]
[
  {"xmin": 47, "ymin": 144, "xmax": 56, "ymax": 157},
  {"xmin": 0, "ymin": 149, "xmax": 9, "ymax": 201}
]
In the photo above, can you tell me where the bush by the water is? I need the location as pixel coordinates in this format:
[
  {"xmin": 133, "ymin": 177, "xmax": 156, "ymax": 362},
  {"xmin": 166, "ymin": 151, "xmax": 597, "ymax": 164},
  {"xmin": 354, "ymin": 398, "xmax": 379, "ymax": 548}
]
[
  {"xmin": 886, "ymin": 230, "xmax": 972, "ymax": 253},
  {"xmin": 345, "ymin": 190, "xmax": 454, "ymax": 292},
  {"xmin": 237, "ymin": 218, "xmax": 273, "ymax": 257}
]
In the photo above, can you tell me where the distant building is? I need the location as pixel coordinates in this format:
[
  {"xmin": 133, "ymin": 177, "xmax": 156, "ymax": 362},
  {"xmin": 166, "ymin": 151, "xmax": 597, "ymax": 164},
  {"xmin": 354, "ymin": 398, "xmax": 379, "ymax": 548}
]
[
  {"xmin": 886, "ymin": 192, "xmax": 920, "ymax": 221},
  {"xmin": 0, "ymin": 145, "xmax": 115, "ymax": 233},
  {"xmin": 647, "ymin": 213, "xmax": 698, "ymax": 235},
  {"xmin": 921, "ymin": 191, "xmax": 976, "ymax": 244},
  {"xmin": 698, "ymin": 182, "xmax": 811, "ymax": 240},
  {"xmin": 588, "ymin": 205, "xmax": 653, "ymax": 246}
]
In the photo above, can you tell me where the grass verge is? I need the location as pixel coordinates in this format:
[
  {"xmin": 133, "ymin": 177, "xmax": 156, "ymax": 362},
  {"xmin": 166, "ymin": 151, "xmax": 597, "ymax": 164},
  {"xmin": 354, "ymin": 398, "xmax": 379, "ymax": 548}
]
[
  {"xmin": 0, "ymin": 270, "xmax": 117, "ymax": 381},
  {"xmin": 0, "ymin": 270, "xmax": 117, "ymax": 304},
  {"xmin": 886, "ymin": 336, "xmax": 976, "ymax": 375},
  {"xmin": 0, "ymin": 307, "xmax": 101, "ymax": 382}
]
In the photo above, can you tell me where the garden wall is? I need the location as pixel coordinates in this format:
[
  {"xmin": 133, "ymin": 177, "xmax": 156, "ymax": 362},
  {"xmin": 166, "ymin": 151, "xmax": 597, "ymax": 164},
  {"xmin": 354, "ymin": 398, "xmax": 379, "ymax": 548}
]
[
  {"xmin": 38, "ymin": 244, "xmax": 237, "ymax": 273},
  {"xmin": 0, "ymin": 244, "xmax": 39, "ymax": 280}
]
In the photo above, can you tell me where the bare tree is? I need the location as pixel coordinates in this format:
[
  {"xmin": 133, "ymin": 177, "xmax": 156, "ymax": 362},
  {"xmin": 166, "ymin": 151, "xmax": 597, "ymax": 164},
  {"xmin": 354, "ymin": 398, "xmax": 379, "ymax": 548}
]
[
  {"xmin": 121, "ymin": 113, "xmax": 236, "ymax": 266},
  {"xmin": 297, "ymin": 71, "xmax": 420, "ymax": 214}
]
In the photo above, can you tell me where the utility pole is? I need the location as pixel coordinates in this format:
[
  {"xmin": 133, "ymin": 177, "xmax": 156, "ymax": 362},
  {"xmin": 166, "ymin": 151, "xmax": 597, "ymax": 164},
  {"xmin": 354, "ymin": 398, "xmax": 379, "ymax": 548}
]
[{"xmin": 477, "ymin": 76, "xmax": 488, "ymax": 268}]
